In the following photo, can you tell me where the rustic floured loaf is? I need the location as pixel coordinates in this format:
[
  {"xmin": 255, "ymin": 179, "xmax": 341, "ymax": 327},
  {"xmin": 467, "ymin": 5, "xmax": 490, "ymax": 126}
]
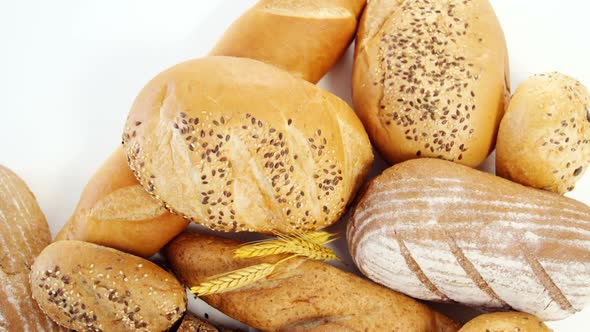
[
  {"xmin": 30, "ymin": 240, "xmax": 187, "ymax": 332},
  {"xmin": 165, "ymin": 231, "xmax": 459, "ymax": 332},
  {"xmin": 496, "ymin": 72, "xmax": 590, "ymax": 194},
  {"xmin": 347, "ymin": 158, "xmax": 590, "ymax": 320},
  {"xmin": 123, "ymin": 56, "xmax": 373, "ymax": 234},
  {"xmin": 0, "ymin": 165, "xmax": 66, "ymax": 331},
  {"xmin": 55, "ymin": 146, "xmax": 189, "ymax": 257},
  {"xmin": 353, "ymin": 0, "xmax": 510, "ymax": 166},
  {"xmin": 211, "ymin": 0, "xmax": 366, "ymax": 83}
]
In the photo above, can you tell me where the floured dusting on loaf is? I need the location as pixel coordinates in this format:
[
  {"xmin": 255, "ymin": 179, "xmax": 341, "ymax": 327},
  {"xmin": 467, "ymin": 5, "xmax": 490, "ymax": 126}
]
[
  {"xmin": 261, "ymin": 0, "xmax": 353, "ymax": 19},
  {"xmin": 349, "ymin": 174, "xmax": 590, "ymax": 320},
  {"xmin": 123, "ymin": 110, "xmax": 347, "ymax": 233},
  {"xmin": 374, "ymin": 0, "xmax": 491, "ymax": 161}
]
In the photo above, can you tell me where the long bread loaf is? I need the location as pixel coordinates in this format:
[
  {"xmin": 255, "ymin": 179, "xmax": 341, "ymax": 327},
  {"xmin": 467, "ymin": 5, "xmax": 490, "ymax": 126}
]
[
  {"xmin": 347, "ymin": 158, "xmax": 590, "ymax": 320},
  {"xmin": 164, "ymin": 231, "xmax": 459, "ymax": 332}
]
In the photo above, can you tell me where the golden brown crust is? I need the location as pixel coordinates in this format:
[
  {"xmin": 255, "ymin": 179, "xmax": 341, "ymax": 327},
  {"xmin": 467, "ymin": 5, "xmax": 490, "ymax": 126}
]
[
  {"xmin": 353, "ymin": 0, "xmax": 509, "ymax": 166},
  {"xmin": 0, "ymin": 165, "xmax": 66, "ymax": 331},
  {"xmin": 164, "ymin": 231, "xmax": 459, "ymax": 332},
  {"xmin": 210, "ymin": 0, "xmax": 366, "ymax": 83},
  {"xmin": 30, "ymin": 240, "xmax": 187, "ymax": 332},
  {"xmin": 458, "ymin": 312, "xmax": 551, "ymax": 332},
  {"xmin": 55, "ymin": 146, "xmax": 189, "ymax": 257},
  {"xmin": 496, "ymin": 72, "xmax": 590, "ymax": 194},
  {"xmin": 178, "ymin": 313, "xmax": 223, "ymax": 332},
  {"xmin": 122, "ymin": 56, "xmax": 373, "ymax": 234}
]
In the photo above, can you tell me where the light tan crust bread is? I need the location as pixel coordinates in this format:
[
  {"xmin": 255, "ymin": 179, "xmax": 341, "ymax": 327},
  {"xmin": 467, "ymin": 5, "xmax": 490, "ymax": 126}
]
[
  {"xmin": 347, "ymin": 158, "xmax": 590, "ymax": 321},
  {"xmin": 496, "ymin": 72, "xmax": 590, "ymax": 194},
  {"xmin": 30, "ymin": 240, "xmax": 187, "ymax": 332},
  {"xmin": 122, "ymin": 56, "xmax": 373, "ymax": 234},
  {"xmin": 458, "ymin": 312, "xmax": 551, "ymax": 332},
  {"xmin": 353, "ymin": 0, "xmax": 510, "ymax": 166},
  {"xmin": 210, "ymin": 0, "xmax": 366, "ymax": 83},
  {"xmin": 164, "ymin": 231, "xmax": 460, "ymax": 332},
  {"xmin": 0, "ymin": 165, "xmax": 66, "ymax": 331},
  {"xmin": 55, "ymin": 146, "xmax": 189, "ymax": 257}
]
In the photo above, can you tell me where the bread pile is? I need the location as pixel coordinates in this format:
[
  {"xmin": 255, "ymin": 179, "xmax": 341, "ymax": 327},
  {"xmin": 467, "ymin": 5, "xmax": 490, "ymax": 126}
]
[{"xmin": 1, "ymin": 0, "xmax": 589, "ymax": 331}]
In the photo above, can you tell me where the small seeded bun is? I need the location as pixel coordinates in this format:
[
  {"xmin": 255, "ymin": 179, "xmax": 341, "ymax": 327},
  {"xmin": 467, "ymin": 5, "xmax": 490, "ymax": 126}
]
[
  {"xmin": 55, "ymin": 146, "xmax": 189, "ymax": 257},
  {"xmin": 122, "ymin": 56, "xmax": 373, "ymax": 233},
  {"xmin": 458, "ymin": 312, "xmax": 551, "ymax": 332},
  {"xmin": 497, "ymin": 72, "xmax": 590, "ymax": 194},
  {"xmin": 210, "ymin": 0, "xmax": 365, "ymax": 83},
  {"xmin": 353, "ymin": 0, "xmax": 510, "ymax": 166},
  {"xmin": 30, "ymin": 240, "xmax": 187, "ymax": 332}
]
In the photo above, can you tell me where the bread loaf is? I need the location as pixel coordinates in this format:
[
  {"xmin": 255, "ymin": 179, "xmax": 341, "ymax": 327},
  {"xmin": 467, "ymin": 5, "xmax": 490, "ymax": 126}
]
[
  {"xmin": 352, "ymin": 0, "xmax": 510, "ymax": 166},
  {"xmin": 210, "ymin": 0, "xmax": 366, "ymax": 83},
  {"xmin": 178, "ymin": 313, "xmax": 235, "ymax": 332},
  {"xmin": 55, "ymin": 146, "xmax": 189, "ymax": 257},
  {"xmin": 0, "ymin": 165, "xmax": 66, "ymax": 331},
  {"xmin": 164, "ymin": 231, "xmax": 459, "ymax": 332},
  {"xmin": 123, "ymin": 56, "xmax": 373, "ymax": 234},
  {"xmin": 496, "ymin": 72, "xmax": 590, "ymax": 194},
  {"xmin": 458, "ymin": 312, "xmax": 550, "ymax": 332},
  {"xmin": 30, "ymin": 240, "xmax": 187, "ymax": 332},
  {"xmin": 347, "ymin": 158, "xmax": 590, "ymax": 320}
]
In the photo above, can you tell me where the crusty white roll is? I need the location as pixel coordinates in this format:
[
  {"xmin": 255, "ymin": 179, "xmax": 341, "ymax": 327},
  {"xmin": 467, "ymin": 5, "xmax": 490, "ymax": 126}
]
[
  {"xmin": 0, "ymin": 165, "xmax": 66, "ymax": 331},
  {"xmin": 496, "ymin": 72, "xmax": 590, "ymax": 194},
  {"xmin": 55, "ymin": 146, "xmax": 189, "ymax": 257},
  {"xmin": 347, "ymin": 158, "xmax": 590, "ymax": 320},
  {"xmin": 30, "ymin": 240, "xmax": 187, "ymax": 332},
  {"xmin": 210, "ymin": 0, "xmax": 366, "ymax": 83},
  {"xmin": 122, "ymin": 56, "xmax": 373, "ymax": 233},
  {"xmin": 353, "ymin": 0, "xmax": 510, "ymax": 166}
]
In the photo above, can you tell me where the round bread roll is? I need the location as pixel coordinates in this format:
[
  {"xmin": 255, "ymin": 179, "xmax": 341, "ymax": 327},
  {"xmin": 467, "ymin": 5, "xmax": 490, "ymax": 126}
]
[
  {"xmin": 459, "ymin": 312, "xmax": 551, "ymax": 332},
  {"xmin": 496, "ymin": 72, "xmax": 590, "ymax": 194},
  {"xmin": 55, "ymin": 146, "xmax": 189, "ymax": 257},
  {"xmin": 30, "ymin": 240, "xmax": 187, "ymax": 332},
  {"xmin": 353, "ymin": 0, "xmax": 510, "ymax": 166},
  {"xmin": 122, "ymin": 56, "xmax": 373, "ymax": 233}
]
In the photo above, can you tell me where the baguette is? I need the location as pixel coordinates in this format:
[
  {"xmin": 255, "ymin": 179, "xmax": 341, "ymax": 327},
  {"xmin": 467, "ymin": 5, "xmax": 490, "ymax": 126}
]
[
  {"xmin": 0, "ymin": 165, "xmax": 66, "ymax": 331},
  {"xmin": 164, "ymin": 231, "xmax": 459, "ymax": 332},
  {"xmin": 211, "ymin": 0, "xmax": 366, "ymax": 83},
  {"xmin": 55, "ymin": 146, "xmax": 189, "ymax": 257},
  {"xmin": 347, "ymin": 158, "xmax": 590, "ymax": 320}
]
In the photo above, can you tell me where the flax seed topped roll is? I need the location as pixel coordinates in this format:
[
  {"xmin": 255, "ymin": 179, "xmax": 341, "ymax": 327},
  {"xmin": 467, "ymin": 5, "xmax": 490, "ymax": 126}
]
[
  {"xmin": 353, "ymin": 0, "xmax": 510, "ymax": 166},
  {"xmin": 122, "ymin": 56, "xmax": 373, "ymax": 234}
]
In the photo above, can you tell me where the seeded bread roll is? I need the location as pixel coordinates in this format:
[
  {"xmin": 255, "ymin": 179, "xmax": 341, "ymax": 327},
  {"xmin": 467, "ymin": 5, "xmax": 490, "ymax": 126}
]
[
  {"xmin": 122, "ymin": 56, "xmax": 373, "ymax": 234},
  {"xmin": 30, "ymin": 240, "xmax": 187, "ymax": 332},
  {"xmin": 165, "ymin": 231, "xmax": 459, "ymax": 332},
  {"xmin": 347, "ymin": 158, "xmax": 590, "ymax": 320},
  {"xmin": 0, "ymin": 165, "xmax": 66, "ymax": 331},
  {"xmin": 496, "ymin": 72, "xmax": 590, "ymax": 194},
  {"xmin": 55, "ymin": 146, "xmax": 189, "ymax": 257},
  {"xmin": 352, "ymin": 0, "xmax": 510, "ymax": 166},
  {"xmin": 458, "ymin": 312, "xmax": 551, "ymax": 332},
  {"xmin": 210, "ymin": 0, "xmax": 366, "ymax": 83},
  {"xmin": 177, "ymin": 313, "xmax": 236, "ymax": 332}
]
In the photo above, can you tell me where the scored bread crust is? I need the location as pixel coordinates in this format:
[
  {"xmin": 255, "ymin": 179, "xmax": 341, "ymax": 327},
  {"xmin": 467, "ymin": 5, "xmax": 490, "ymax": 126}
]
[
  {"xmin": 496, "ymin": 72, "xmax": 590, "ymax": 194},
  {"xmin": 164, "ymin": 231, "xmax": 459, "ymax": 332},
  {"xmin": 123, "ymin": 56, "xmax": 373, "ymax": 233},
  {"xmin": 55, "ymin": 146, "xmax": 189, "ymax": 257},
  {"xmin": 210, "ymin": 0, "xmax": 366, "ymax": 83},
  {"xmin": 0, "ymin": 165, "xmax": 66, "ymax": 331},
  {"xmin": 353, "ymin": 0, "xmax": 510, "ymax": 166},
  {"xmin": 347, "ymin": 158, "xmax": 590, "ymax": 321}
]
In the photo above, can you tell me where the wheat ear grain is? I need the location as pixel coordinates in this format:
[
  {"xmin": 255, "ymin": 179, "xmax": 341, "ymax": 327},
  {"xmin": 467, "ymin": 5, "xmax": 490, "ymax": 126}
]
[
  {"xmin": 234, "ymin": 231, "xmax": 339, "ymax": 261},
  {"xmin": 278, "ymin": 235, "xmax": 339, "ymax": 262}
]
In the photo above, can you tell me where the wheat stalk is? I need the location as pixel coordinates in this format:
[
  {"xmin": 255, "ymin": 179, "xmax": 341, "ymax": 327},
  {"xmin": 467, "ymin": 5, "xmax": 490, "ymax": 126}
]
[{"xmin": 190, "ymin": 256, "xmax": 295, "ymax": 296}]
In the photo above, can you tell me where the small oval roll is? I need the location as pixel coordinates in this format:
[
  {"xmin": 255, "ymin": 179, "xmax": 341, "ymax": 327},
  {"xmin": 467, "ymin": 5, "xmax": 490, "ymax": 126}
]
[
  {"xmin": 348, "ymin": 158, "xmax": 590, "ymax": 320},
  {"xmin": 30, "ymin": 240, "xmax": 187, "ymax": 332},
  {"xmin": 210, "ymin": 0, "xmax": 366, "ymax": 83},
  {"xmin": 122, "ymin": 56, "xmax": 373, "ymax": 233},
  {"xmin": 459, "ymin": 312, "xmax": 551, "ymax": 332},
  {"xmin": 496, "ymin": 72, "xmax": 590, "ymax": 194},
  {"xmin": 55, "ymin": 146, "xmax": 189, "ymax": 257},
  {"xmin": 353, "ymin": 0, "xmax": 510, "ymax": 166}
]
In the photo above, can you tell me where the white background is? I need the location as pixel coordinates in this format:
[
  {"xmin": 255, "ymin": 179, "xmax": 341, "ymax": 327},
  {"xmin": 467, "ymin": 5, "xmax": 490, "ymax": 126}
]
[{"xmin": 1, "ymin": 0, "xmax": 589, "ymax": 330}]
